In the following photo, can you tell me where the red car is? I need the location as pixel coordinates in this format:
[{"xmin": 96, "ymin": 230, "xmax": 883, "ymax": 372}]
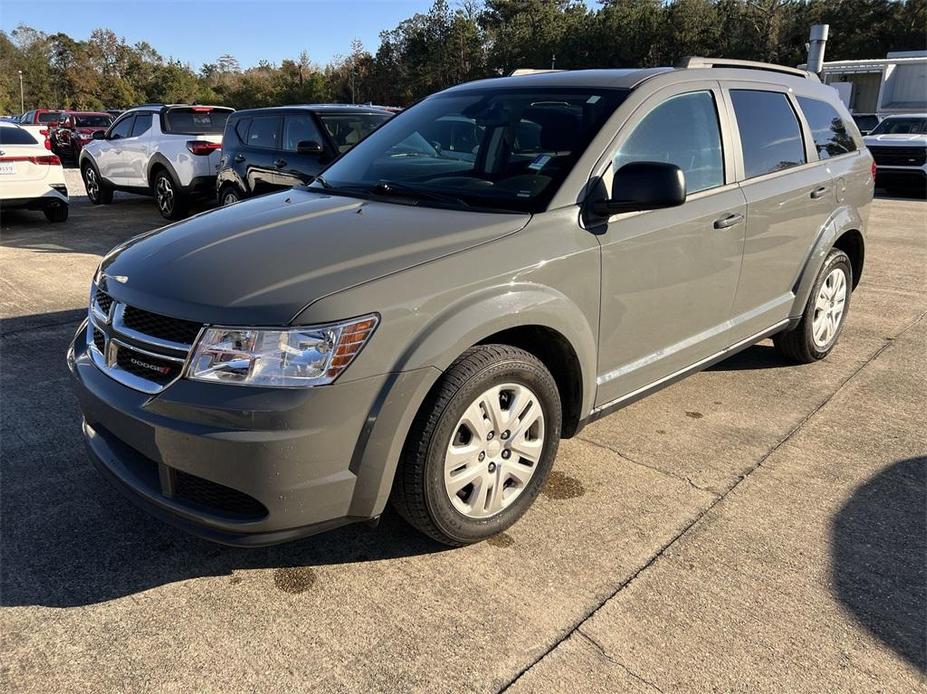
[{"xmin": 52, "ymin": 111, "xmax": 114, "ymax": 159}]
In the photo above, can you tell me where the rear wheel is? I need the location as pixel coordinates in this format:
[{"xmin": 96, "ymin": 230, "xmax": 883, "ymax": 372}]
[
  {"xmin": 153, "ymin": 169, "xmax": 188, "ymax": 220},
  {"xmin": 774, "ymin": 248, "xmax": 852, "ymax": 363},
  {"xmin": 43, "ymin": 202, "xmax": 68, "ymax": 223},
  {"xmin": 391, "ymin": 345, "xmax": 562, "ymax": 546},
  {"xmin": 82, "ymin": 162, "xmax": 112, "ymax": 204}
]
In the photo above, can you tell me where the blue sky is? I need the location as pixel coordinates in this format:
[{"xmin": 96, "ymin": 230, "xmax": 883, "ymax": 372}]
[{"xmin": 1, "ymin": 0, "xmax": 436, "ymax": 69}]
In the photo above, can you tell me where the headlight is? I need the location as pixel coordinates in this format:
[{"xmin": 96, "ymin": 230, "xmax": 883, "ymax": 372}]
[{"xmin": 187, "ymin": 314, "xmax": 378, "ymax": 387}]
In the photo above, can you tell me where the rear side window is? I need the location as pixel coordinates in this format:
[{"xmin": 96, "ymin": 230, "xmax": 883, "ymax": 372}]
[
  {"xmin": 162, "ymin": 107, "xmax": 232, "ymax": 135},
  {"xmin": 731, "ymin": 90, "xmax": 806, "ymax": 178},
  {"xmin": 283, "ymin": 114, "xmax": 323, "ymax": 151},
  {"xmin": 246, "ymin": 116, "xmax": 281, "ymax": 149},
  {"xmin": 131, "ymin": 113, "xmax": 152, "ymax": 137},
  {"xmin": 0, "ymin": 127, "xmax": 38, "ymax": 145},
  {"xmin": 615, "ymin": 91, "xmax": 724, "ymax": 194},
  {"xmin": 797, "ymin": 97, "xmax": 856, "ymax": 159}
]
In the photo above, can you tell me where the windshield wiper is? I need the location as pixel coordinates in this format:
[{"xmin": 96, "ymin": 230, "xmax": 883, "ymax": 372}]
[{"xmin": 369, "ymin": 181, "xmax": 470, "ymax": 209}]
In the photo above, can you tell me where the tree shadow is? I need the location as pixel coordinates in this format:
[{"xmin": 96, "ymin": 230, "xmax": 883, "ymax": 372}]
[
  {"xmin": 831, "ymin": 456, "xmax": 926, "ymax": 673},
  {"xmin": 0, "ymin": 311, "xmax": 447, "ymax": 609}
]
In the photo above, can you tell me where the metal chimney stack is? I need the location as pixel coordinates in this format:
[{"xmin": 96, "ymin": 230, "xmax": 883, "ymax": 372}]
[{"xmin": 807, "ymin": 24, "xmax": 829, "ymax": 75}]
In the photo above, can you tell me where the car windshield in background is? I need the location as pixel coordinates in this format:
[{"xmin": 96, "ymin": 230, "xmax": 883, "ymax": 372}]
[
  {"xmin": 37, "ymin": 112, "xmax": 64, "ymax": 123},
  {"xmin": 75, "ymin": 115, "xmax": 112, "ymax": 127},
  {"xmin": 162, "ymin": 107, "xmax": 233, "ymax": 134},
  {"xmin": 868, "ymin": 117, "xmax": 927, "ymax": 135},
  {"xmin": 314, "ymin": 88, "xmax": 628, "ymax": 213},
  {"xmin": 0, "ymin": 126, "xmax": 38, "ymax": 145},
  {"xmin": 319, "ymin": 113, "xmax": 392, "ymax": 153}
]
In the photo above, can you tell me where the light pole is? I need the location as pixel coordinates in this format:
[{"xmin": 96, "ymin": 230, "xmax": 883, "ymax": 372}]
[{"xmin": 17, "ymin": 70, "xmax": 24, "ymax": 113}]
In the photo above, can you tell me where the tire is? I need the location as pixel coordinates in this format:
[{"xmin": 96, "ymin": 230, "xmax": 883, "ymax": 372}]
[
  {"xmin": 391, "ymin": 344, "xmax": 562, "ymax": 546},
  {"xmin": 43, "ymin": 202, "xmax": 68, "ymax": 223},
  {"xmin": 153, "ymin": 169, "xmax": 188, "ymax": 220},
  {"xmin": 219, "ymin": 184, "xmax": 241, "ymax": 206},
  {"xmin": 82, "ymin": 161, "xmax": 112, "ymax": 204},
  {"xmin": 774, "ymin": 248, "xmax": 852, "ymax": 363}
]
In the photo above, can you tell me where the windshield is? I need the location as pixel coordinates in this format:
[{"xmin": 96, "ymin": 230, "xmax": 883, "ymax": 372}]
[
  {"xmin": 162, "ymin": 107, "xmax": 233, "ymax": 135},
  {"xmin": 75, "ymin": 115, "xmax": 112, "ymax": 128},
  {"xmin": 318, "ymin": 113, "xmax": 392, "ymax": 153},
  {"xmin": 313, "ymin": 88, "xmax": 627, "ymax": 213},
  {"xmin": 868, "ymin": 117, "xmax": 927, "ymax": 135},
  {"xmin": 38, "ymin": 111, "xmax": 63, "ymax": 124}
]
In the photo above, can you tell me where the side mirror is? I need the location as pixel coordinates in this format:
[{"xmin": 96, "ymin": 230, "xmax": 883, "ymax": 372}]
[
  {"xmin": 297, "ymin": 140, "xmax": 324, "ymax": 155},
  {"xmin": 92, "ymin": 130, "xmax": 106, "ymax": 140},
  {"xmin": 592, "ymin": 161, "xmax": 686, "ymax": 216}
]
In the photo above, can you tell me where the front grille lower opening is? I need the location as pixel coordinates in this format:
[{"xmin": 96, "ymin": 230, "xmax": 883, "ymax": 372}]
[{"xmin": 172, "ymin": 469, "xmax": 268, "ymax": 520}]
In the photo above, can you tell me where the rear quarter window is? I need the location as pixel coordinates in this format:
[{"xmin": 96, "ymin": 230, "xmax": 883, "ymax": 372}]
[
  {"xmin": 0, "ymin": 127, "xmax": 38, "ymax": 145},
  {"xmin": 797, "ymin": 97, "xmax": 857, "ymax": 159},
  {"xmin": 162, "ymin": 107, "xmax": 232, "ymax": 135}
]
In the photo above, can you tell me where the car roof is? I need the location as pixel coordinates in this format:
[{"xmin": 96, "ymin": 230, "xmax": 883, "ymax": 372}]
[
  {"xmin": 445, "ymin": 68, "xmax": 674, "ymax": 93},
  {"xmin": 230, "ymin": 104, "xmax": 393, "ymax": 116},
  {"xmin": 66, "ymin": 111, "xmax": 111, "ymax": 116}
]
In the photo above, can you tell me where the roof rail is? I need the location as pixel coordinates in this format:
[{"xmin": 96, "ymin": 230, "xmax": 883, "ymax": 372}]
[
  {"xmin": 510, "ymin": 68, "xmax": 566, "ymax": 76},
  {"xmin": 678, "ymin": 56, "xmax": 819, "ymax": 81}
]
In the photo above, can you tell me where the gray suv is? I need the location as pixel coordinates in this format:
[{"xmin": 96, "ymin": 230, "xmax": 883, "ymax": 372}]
[{"xmin": 68, "ymin": 58, "xmax": 874, "ymax": 547}]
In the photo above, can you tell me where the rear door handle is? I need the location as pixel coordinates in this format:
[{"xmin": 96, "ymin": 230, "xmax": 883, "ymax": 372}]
[
  {"xmin": 713, "ymin": 212, "xmax": 744, "ymax": 230},
  {"xmin": 810, "ymin": 186, "xmax": 828, "ymax": 199},
  {"xmin": 274, "ymin": 159, "xmax": 287, "ymax": 168},
  {"xmin": 233, "ymin": 154, "xmax": 245, "ymax": 163}
]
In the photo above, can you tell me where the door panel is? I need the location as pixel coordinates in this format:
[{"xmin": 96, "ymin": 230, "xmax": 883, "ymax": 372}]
[
  {"xmin": 122, "ymin": 113, "xmax": 152, "ymax": 186},
  {"xmin": 100, "ymin": 114, "xmax": 134, "ymax": 184},
  {"xmin": 595, "ymin": 83, "xmax": 745, "ymax": 407}
]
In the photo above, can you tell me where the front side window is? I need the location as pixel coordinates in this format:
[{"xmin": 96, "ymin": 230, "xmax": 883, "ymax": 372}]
[
  {"xmin": 109, "ymin": 116, "xmax": 134, "ymax": 140},
  {"xmin": 731, "ymin": 90, "xmax": 806, "ymax": 178},
  {"xmin": 283, "ymin": 114, "xmax": 324, "ymax": 151},
  {"xmin": 319, "ymin": 113, "xmax": 392, "ymax": 153},
  {"xmin": 614, "ymin": 91, "xmax": 724, "ymax": 194},
  {"xmin": 868, "ymin": 116, "xmax": 927, "ymax": 135},
  {"xmin": 130, "ymin": 113, "xmax": 152, "ymax": 137},
  {"xmin": 247, "ymin": 116, "xmax": 281, "ymax": 149},
  {"xmin": 315, "ymin": 88, "xmax": 627, "ymax": 213},
  {"xmin": 797, "ymin": 97, "xmax": 856, "ymax": 159}
]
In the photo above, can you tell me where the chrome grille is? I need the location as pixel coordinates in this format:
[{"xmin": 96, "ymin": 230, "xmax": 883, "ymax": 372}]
[{"xmin": 87, "ymin": 284, "xmax": 203, "ymax": 394}]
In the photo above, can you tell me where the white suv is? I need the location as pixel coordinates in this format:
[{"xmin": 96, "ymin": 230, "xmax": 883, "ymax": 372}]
[
  {"xmin": 862, "ymin": 113, "xmax": 927, "ymax": 194},
  {"xmin": 79, "ymin": 104, "xmax": 233, "ymax": 219}
]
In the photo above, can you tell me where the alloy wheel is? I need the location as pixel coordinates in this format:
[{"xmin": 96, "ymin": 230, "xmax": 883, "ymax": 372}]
[
  {"xmin": 156, "ymin": 176, "xmax": 174, "ymax": 215},
  {"xmin": 84, "ymin": 167, "xmax": 99, "ymax": 201},
  {"xmin": 444, "ymin": 382, "xmax": 545, "ymax": 518},
  {"xmin": 812, "ymin": 267, "xmax": 848, "ymax": 349}
]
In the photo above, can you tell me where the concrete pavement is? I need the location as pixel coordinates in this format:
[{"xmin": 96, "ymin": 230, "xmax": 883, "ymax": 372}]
[{"xmin": 1, "ymin": 188, "xmax": 924, "ymax": 692}]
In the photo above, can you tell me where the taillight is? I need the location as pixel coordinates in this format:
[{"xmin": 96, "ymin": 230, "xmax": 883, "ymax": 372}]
[
  {"xmin": 39, "ymin": 128, "xmax": 48, "ymax": 136},
  {"xmin": 44, "ymin": 137, "xmax": 52, "ymax": 150},
  {"xmin": 871, "ymin": 160, "xmax": 877, "ymax": 180},
  {"xmin": 187, "ymin": 140, "xmax": 221, "ymax": 156},
  {"xmin": 0, "ymin": 155, "xmax": 61, "ymax": 165}
]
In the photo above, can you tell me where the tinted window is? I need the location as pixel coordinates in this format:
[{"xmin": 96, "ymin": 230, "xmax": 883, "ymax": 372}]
[
  {"xmin": 247, "ymin": 116, "xmax": 281, "ymax": 149},
  {"xmin": 868, "ymin": 116, "xmax": 927, "ymax": 135},
  {"xmin": 731, "ymin": 90, "xmax": 806, "ymax": 178},
  {"xmin": 0, "ymin": 126, "xmax": 38, "ymax": 145},
  {"xmin": 109, "ymin": 116, "xmax": 135, "ymax": 140},
  {"xmin": 316, "ymin": 88, "xmax": 627, "ymax": 214},
  {"xmin": 233, "ymin": 117, "xmax": 252, "ymax": 143},
  {"xmin": 852, "ymin": 115, "xmax": 880, "ymax": 133},
  {"xmin": 131, "ymin": 113, "xmax": 152, "ymax": 137},
  {"xmin": 615, "ymin": 91, "xmax": 724, "ymax": 194},
  {"xmin": 283, "ymin": 114, "xmax": 323, "ymax": 151},
  {"xmin": 162, "ymin": 107, "xmax": 232, "ymax": 134},
  {"xmin": 74, "ymin": 115, "xmax": 112, "ymax": 128},
  {"xmin": 319, "ymin": 113, "xmax": 391, "ymax": 153},
  {"xmin": 797, "ymin": 97, "xmax": 856, "ymax": 159},
  {"xmin": 37, "ymin": 111, "xmax": 63, "ymax": 124}
]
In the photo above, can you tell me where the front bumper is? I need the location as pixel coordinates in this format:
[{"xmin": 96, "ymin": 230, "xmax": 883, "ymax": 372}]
[{"xmin": 67, "ymin": 320, "xmax": 421, "ymax": 546}]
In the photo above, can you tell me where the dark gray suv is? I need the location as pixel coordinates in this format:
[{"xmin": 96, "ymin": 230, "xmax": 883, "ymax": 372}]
[{"xmin": 68, "ymin": 58, "xmax": 874, "ymax": 547}]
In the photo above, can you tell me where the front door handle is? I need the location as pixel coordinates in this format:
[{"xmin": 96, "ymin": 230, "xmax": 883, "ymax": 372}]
[
  {"xmin": 810, "ymin": 186, "xmax": 828, "ymax": 199},
  {"xmin": 713, "ymin": 212, "xmax": 744, "ymax": 230},
  {"xmin": 233, "ymin": 153, "xmax": 245, "ymax": 163},
  {"xmin": 274, "ymin": 158, "xmax": 287, "ymax": 168}
]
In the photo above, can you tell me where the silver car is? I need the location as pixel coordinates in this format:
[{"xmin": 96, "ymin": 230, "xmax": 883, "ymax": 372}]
[{"xmin": 68, "ymin": 57, "xmax": 874, "ymax": 546}]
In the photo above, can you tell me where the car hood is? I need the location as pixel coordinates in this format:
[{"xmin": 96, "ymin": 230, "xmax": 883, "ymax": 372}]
[
  {"xmin": 864, "ymin": 133, "xmax": 927, "ymax": 145},
  {"xmin": 99, "ymin": 189, "xmax": 530, "ymax": 325}
]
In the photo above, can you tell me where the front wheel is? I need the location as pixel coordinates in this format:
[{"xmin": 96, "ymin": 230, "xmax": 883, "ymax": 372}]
[
  {"xmin": 82, "ymin": 162, "xmax": 112, "ymax": 204},
  {"xmin": 774, "ymin": 248, "xmax": 852, "ymax": 363},
  {"xmin": 391, "ymin": 345, "xmax": 562, "ymax": 546},
  {"xmin": 153, "ymin": 170, "xmax": 188, "ymax": 220}
]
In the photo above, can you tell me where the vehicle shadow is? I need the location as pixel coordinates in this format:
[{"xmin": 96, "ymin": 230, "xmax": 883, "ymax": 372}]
[
  {"xmin": 831, "ymin": 456, "xmax": 926, "ymax": 673},
  {"xmin": 707, "ymin": 342, "xmax": 789, "ymax": 371},
  {"xmin": 0, "ymin": 312, "xmax": 447, "ymax": 608}
]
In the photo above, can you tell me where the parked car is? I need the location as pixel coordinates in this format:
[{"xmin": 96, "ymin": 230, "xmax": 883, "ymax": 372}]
[
  {"xmin": 16, "ymin": 109, "xmax": 65, "ymax": 149},
  {"xmin": 51, "ymin": 111, "xmax": 113, "ymax": 160},
  {"xmin": 852, "ymin": 113, "xmax": 881, "ymax": 135},
  {"xmin": 863, "ymin": 113, "xmax": 926, "ymax": 193},
  {"xmin": 0, "ymin": 122, "xmax": 68, "ymax": 222},
  {"xmin": 216, "ymin": 104, "xmax": 392, "ymax": 205},
  {"xmin": 69, "ymin": 58, "xmax": 872, "ymax": 548},
  {"xmin": 78, "ymin": 104, "xmax": 233, "ymax": 219}
]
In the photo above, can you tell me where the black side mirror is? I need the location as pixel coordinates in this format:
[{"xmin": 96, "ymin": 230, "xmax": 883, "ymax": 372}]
[
  {"xmin": 297, "ymin": 140, "xmax": 324, "ymax": 155},
  {"xmin": 592, "ymin": 161, "xmax": 686, "ymax": 216},
  {"xmin": 92, "ymin": 130, "xmax": 106, "ymax": 140}
]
